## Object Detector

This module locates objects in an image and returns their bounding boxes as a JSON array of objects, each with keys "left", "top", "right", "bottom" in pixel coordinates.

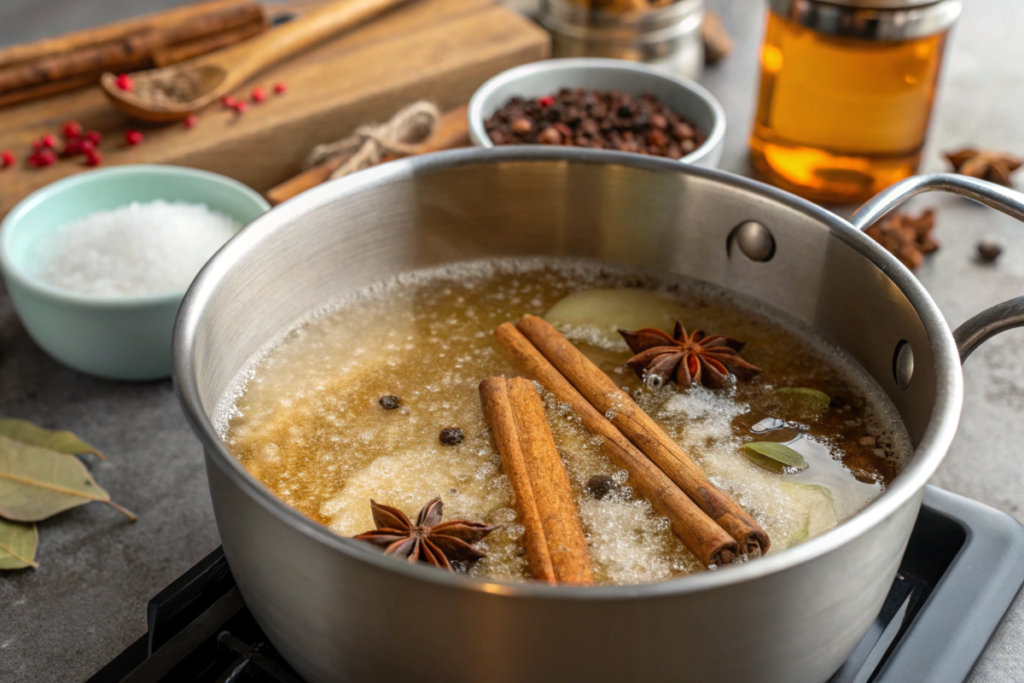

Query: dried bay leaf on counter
[
  {"left": 0, "top": 518, "right": 39, "bottom": 570},
  {"left": 0, "top": 435, "right": 135, "bottom": 522},
  {"left": 0, "top": 418, "right": 106, "bottom": 460}
]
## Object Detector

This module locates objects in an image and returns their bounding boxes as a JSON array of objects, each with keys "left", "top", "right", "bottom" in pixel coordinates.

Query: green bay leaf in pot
[
  {"left": 781, "top": 483, "right": 838, "bottom": 548},
  {"left": 0, "top": 418, "right": 106, "bottom": 460},
  {"left": 742, "top": 441, "right": 809, "bottom": 473},
  {"left": 0, "top": 436, "right": 135, "bottom": 522},
  {"left": 0, "top": 518, "right": 38, "bottom": 570},
  {"left": 543, "top": 289, "right": 686, "bottom": 350},
  {"left": 775, "top": 387, "right": 831, "bottom": 421},
  {"left": 789, "top": 515, "right": 811, "bottom": 545}
]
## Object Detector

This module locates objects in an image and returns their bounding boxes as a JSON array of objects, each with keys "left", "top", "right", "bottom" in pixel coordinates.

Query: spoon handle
[{"left": 208, "top": 0, "right": 412, "bottom": 91}]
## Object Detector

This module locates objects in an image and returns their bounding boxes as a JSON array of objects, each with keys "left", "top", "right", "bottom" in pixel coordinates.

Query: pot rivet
[
  {"left": 731, "top": 221, "right": 775, "bottom": 262},
  {"left": 893, "top": 340, "right": 914, "bottom": 390}
]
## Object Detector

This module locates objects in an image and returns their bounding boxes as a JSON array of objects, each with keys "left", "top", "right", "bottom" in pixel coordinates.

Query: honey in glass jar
[{"left": 750, "top": 0, "right": 962, "bottom": 203}]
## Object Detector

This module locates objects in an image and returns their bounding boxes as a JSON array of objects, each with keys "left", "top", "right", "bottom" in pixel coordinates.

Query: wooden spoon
[{"left": 100, "top": 0, "right": 412, "bottom": 122}]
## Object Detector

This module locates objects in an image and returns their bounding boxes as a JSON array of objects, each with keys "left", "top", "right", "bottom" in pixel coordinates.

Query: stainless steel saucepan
[{"left": 173, "top": 148, "right": 1024, "bottom": 683}]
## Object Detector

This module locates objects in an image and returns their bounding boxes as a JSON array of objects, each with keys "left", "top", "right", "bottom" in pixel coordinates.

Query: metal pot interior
[{"left": 175, "top": 146, "right": 963, "bottom": 587}]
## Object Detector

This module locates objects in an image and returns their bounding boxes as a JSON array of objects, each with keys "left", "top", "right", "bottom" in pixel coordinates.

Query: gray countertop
[{"left": 1, "top": 0, "right": 1022, "bottom": 681}]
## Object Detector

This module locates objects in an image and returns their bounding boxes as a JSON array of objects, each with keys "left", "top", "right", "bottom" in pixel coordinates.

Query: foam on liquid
[{"left": 216, "top": 259, "right": 910, "bottom": 585}]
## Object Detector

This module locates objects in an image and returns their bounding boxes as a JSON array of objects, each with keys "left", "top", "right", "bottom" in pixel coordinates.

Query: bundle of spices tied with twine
[
  {"left": 265, "top": 101, "right": 470, "bottom": 205},
  {"left": 482, "top": 316, "right": 769, "bottom": 576}
]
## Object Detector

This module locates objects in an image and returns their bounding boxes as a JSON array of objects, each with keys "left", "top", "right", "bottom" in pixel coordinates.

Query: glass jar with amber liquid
[{"left": 750, "top": 0, "right": 962, "bottom": 203}]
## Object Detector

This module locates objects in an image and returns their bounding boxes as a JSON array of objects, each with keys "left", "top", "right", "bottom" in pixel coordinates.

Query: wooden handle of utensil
[
  {"left": 265, "top": 104, "right": 469, "bottom": 205},
  {"left": 208, "top": 0, "right": 414, "bottom": 92}
]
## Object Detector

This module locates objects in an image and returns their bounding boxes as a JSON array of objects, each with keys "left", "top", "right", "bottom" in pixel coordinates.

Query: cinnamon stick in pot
[
  {"left": 494, "top": 323, "right": 738, "bottom": 567},
  {"left": 480, "top": 378, "right": 557, "bottom": 584},
  {"left": 480, "top": 377, "right": 594, "bottom": 585},
  {"left": 516, "top": 315, "right": 770, "bottom": 556}
]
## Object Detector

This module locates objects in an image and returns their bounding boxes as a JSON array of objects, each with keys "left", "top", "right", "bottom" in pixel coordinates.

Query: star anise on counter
[
  {"left": 353, "top": 498, "right": 497, "bottom": 571},
  {"left": 945, "top": 147, "right": 1022, "bottom": 186},
  {"left": 619, "top": 322, "right": 761, "bottom": 389},
  {"left": 864, "top": 209, "right": 939, "bottom": 271}
]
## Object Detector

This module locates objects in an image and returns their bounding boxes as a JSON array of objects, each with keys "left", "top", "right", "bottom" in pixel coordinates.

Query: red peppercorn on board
[{"left": 0, "top": 0, "right": 549, "bottom": 217}]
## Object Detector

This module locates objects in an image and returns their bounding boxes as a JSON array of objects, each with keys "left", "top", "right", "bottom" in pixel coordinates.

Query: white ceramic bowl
[{"left": 468, "top": 57, "right": 725, "bottom": 168}]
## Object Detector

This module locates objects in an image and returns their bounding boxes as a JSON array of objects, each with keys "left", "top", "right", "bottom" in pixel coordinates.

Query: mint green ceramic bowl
[{"left": 0, "top": 165, "right": 269, "bottom": 381}]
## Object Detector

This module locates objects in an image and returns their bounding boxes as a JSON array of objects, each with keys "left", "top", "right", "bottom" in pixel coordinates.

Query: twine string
[{"left": 303, "top": 101, "right": 441, "bottom": 180}]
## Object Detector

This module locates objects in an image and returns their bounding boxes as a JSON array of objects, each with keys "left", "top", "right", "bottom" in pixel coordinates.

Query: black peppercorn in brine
[{"left": 485, "top": 88, "right": 704, "bottom": 159}]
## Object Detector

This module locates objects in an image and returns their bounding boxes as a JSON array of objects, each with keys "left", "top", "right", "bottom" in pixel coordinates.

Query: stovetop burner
[{"left": 87, "top": 486, "right": 1024, "bottom": 683}]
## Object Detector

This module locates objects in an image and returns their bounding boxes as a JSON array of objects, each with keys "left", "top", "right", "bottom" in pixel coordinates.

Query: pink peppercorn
[
  {"left": 125, "top": 130, "right": 144, "bottom": 146},
  {"left": 250, "top": 87, "right": 266, "bottom": 103},
  {"left": 41, "top": 133, "right": 57, "bottom": 148},
  {"left": 184, "top": 114, "right": 199, "bottom": 129},
  {"left": 115, "top": 73, "right": 133, "bottom": 91},
  {"left": 32, "top": 140, "right": 44, "bottom": 152},
  {"left": 1, "top": 150, "right": 14, "bottom": 167},
  {"left": 63, "top": 121, "right": 82, "bottom": 138},
  {"left": 29, "top": 149, "right": 56, "bottom": 167},
  {"left": 222, "top": 95, "right": 236, "bottom": 107},
  {"left": 86, "top": 130, "right": 102, "bottom": 145},
  {"left": 273, "top": 82, "right": 287, "bottom": 95},
  {"left": 538, "top": 95, "right": 555, "bottom": 107},
  {"left": 85, "top": 149, "right": 102, "bottom": 166},
  {"left": 79, "top": 139, "right": 95, "bottom": 153},
  {"left": 60, "top": 140, "right": 79, "bottom": 157},
  {"left": 232, "top": 100, "right": 248, "bottom": 113}
]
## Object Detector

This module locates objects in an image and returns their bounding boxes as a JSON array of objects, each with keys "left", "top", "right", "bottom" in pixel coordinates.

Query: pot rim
[{"left": 173, "top": 146, "right": 963, "bottom": 599}]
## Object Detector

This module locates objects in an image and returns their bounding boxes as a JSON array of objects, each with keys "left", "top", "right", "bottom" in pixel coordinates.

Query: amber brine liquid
[{"left": 750, "top": 11, "right": 948, "bottom": 203}]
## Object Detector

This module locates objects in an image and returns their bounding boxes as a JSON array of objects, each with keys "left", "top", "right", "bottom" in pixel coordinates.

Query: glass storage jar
[
  {"left": 539, "top": 0, "right": 705, "bottom": 80},
  {"left": 749, "top": 0, "right": 962, "bottom": 203}
]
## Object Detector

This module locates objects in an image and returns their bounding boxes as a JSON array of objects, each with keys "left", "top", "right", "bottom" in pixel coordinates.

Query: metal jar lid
[
  {"left": 768, "top": 0, "right": 962, "bottom": 40},
  {"left": 541, "top": 0, "right": 704, "bottom": 39}
]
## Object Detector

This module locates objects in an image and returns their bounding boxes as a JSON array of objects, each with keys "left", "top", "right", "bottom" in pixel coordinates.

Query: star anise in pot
[
  {"left": 945, "top": 147, "right": 1022, "bottom": 186},
  {"left": 353, "top": 498, "right": 497, "bottom": 571},
  {"left": 619, "top": 322, "right": 761, "bottom": 389},
  {"left": 864, "top": 209, "right": 938, "bottom": 271}
]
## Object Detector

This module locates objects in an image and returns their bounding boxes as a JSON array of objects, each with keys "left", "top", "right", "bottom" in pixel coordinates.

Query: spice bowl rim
[
  {"left": 0, "top": 163, "right": 270, "bottom": 309},
  {"left": 466, "top": 57, "right": 726, "bottom": 168}
]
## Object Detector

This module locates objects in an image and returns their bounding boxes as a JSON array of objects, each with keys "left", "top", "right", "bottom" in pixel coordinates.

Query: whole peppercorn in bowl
[{"left": 468, "top": 58, "right": 725, "bottom": 168}]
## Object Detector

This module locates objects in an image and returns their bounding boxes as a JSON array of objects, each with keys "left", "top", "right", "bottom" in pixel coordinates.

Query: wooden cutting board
[{"left": 0, "top": 0, "right": 549, "bottom": 217}]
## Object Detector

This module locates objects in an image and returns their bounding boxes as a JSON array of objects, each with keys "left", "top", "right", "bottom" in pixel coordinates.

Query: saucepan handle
[{"left": 850, "top": 173, "right": 1024, "bottom": 364}]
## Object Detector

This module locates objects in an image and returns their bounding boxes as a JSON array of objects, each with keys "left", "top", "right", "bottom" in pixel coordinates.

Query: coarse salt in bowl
[{"left": 0, "top": 165, "right": 269, "bottom": 380}]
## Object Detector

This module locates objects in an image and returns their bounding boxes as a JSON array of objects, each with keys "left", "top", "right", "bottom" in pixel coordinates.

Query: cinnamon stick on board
[
  {"left": 480, "top": 377, "right": 594, "bottom": 585},
  {"left": 0, "top": 0, "right": 265, "bottom": 96},
  {"left": 494, "top": 323, "right": 738, "bottom": 567},
  {"left": 0, "top": 0, "right": 257, "bottom": 67},
  {"left": 516, "top": 315, "right": 770, "bottom": 555}
]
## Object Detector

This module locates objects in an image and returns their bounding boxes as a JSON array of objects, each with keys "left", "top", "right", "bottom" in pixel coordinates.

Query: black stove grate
[{"left": 88, "top": 486, "right": 1024, "bottom": 683}]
